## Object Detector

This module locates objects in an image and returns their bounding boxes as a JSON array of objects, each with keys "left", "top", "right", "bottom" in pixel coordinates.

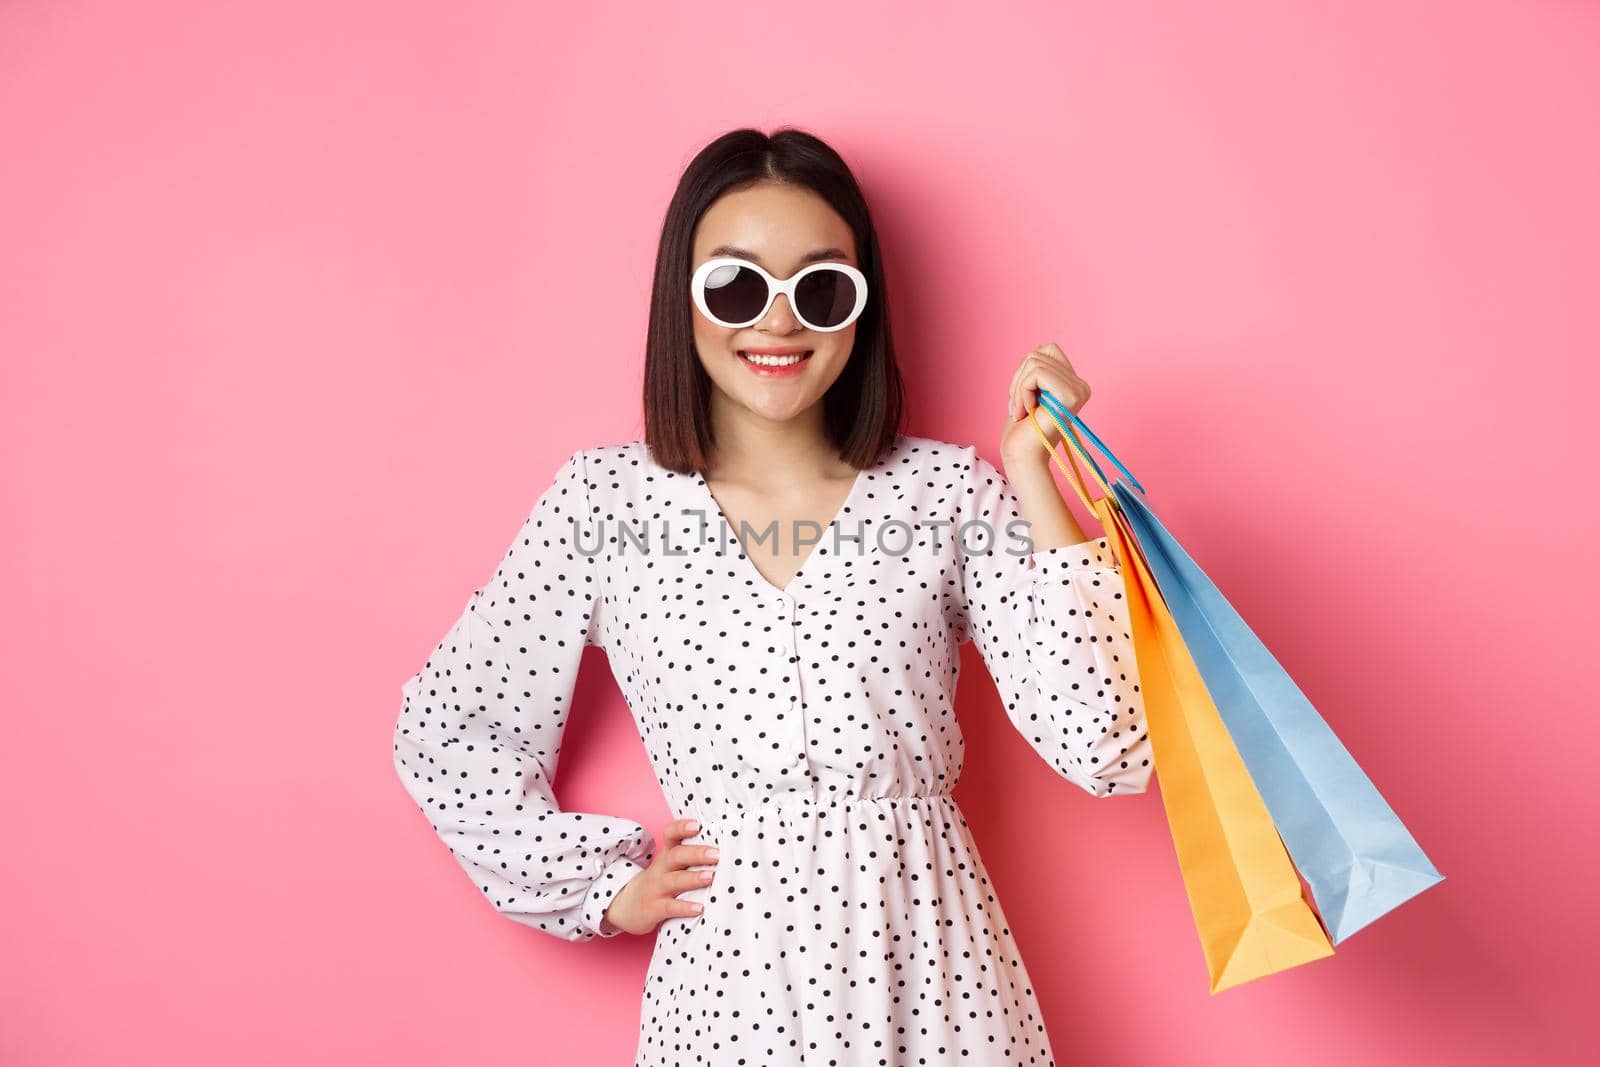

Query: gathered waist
[
  {"left": 688, "top": 791, "right": 952, "bottom": 816},
  {"left": 679, "top": 792, "right": 956, "bottom": 845}
]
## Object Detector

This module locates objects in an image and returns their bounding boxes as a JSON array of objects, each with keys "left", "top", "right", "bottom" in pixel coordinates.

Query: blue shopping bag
[{"left": 1036, "top": 389, "right": 1445, "bottom": 943}]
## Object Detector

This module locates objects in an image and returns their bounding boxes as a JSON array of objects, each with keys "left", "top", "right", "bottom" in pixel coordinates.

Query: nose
[{"left": 755, "top": 291, "right": 804, "bottom": 334}]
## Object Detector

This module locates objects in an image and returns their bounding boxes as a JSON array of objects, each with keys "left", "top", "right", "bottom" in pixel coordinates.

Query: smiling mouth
[{"left": 738, "top": 350, "right": 813, "bottom": 367}]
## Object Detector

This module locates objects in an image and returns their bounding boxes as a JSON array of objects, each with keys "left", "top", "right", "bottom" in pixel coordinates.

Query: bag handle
[
  {"left": 1030, "top": 399, "right": 1107, "bottom": 518},
  {"left": 1036, "top": 389, "right": 1146, "bottom": 494}
]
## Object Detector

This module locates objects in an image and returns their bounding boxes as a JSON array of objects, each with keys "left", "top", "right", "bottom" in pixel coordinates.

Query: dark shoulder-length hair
[{"left": 643, "top": 126, "right": 905, "bottom": 475}]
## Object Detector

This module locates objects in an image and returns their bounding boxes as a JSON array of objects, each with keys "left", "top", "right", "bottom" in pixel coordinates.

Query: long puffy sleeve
[
  {"left": 392, "top": 447, "right": 657, "bottom": 941},
  {"left": 951, "top": 445, "right": 1154, "bottom": 798}
]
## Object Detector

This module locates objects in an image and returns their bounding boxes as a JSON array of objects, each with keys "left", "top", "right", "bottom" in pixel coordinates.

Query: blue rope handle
[{"left": 1036, "top": 388, "right": 1147, "bottom": 495}]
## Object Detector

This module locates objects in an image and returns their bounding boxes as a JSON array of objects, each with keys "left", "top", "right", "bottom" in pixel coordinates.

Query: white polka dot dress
[{"left": 393, "top": 432, "right": 1153, "bottom": 1066}]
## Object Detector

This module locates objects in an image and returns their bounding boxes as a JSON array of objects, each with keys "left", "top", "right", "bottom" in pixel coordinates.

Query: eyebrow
[{"left": 705, "top": 244, "right": 852, "bottom": 268}]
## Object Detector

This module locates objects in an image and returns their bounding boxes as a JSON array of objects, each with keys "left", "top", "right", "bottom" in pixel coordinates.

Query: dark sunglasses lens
[
  {"left": 702, "top": 263, "right": 770, "bottom": 325},
  {"left": 795, "top": 268, "right": 860, "bottom": 329}
]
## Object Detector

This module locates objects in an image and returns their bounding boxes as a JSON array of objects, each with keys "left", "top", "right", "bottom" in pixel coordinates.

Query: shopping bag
[
  {"left": 1035, "top": 389, "right": 1444, "bottom": 944},
  {"left": 1027, "top": 393, "right": 1334, "bottom": 993}
]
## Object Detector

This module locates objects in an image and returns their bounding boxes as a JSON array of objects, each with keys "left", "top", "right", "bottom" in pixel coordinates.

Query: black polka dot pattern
[{"left": 393, "top": 433, "right": 1153, "bottom": 1065}]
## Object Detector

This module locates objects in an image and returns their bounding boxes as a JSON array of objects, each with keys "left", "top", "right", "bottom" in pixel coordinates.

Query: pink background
[{"left": 4, "top": 2, "right": 1594, "bottom": 1064}]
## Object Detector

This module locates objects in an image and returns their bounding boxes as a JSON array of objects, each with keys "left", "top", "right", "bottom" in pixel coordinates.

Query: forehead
[{"left": 692, "top": 183, "right": 857, "bottom": 270}]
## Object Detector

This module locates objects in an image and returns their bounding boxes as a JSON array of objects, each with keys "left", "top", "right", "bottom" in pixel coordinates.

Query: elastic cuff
[
  {"left": 578, "top": 853, "right": 649, "bottom": 938},
  {"left": 1030, "top": 536, "right": 1115, "bottom": 579}
]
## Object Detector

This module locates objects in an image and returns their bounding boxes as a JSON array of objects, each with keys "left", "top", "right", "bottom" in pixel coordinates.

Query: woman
[{"left": 394, "top": 126, "right": 1152, "bottom": 1066}]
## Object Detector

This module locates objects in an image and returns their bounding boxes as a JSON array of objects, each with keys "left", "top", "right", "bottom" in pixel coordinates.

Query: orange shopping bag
[{"left": 1028, "top": 400, "right": 1334, "bottom": 993}]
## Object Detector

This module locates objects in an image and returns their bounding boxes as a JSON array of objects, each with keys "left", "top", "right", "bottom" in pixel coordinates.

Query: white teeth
[{"left": 740, "top": 351, "right": 810, "bottom": 367}]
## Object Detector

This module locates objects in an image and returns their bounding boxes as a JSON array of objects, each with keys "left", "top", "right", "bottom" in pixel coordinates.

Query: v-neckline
[{"left": 688, "top": 446, "right": 880, "bottom": 597}]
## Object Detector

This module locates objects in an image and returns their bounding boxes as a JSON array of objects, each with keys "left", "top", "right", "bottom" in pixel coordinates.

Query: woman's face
[{"left": 689, "top": 181, "right": 860, "bottom": 428}]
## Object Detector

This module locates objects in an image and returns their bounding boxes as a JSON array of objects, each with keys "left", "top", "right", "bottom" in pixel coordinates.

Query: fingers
[
  {"left": 663, "top": 842, "right": 720, "bottom": 873},
  {"left": 662, "top": 816, "right": 700, "bottom": 850},
  {"left": 1037, "top": 348, "right": 1093, "bottom": 413},
  {"left": 653, "top": 816, "right": 720, "bottom": 924},
  {"left": 1009, "top": 344, "right": 1086, "bottom": 420},
  {"left": 1038, "top": 341, "right": 1075, "bottom": 371},
  {"left": 666, "top": 866, "right": 716, "bottom": 893},
  {"left": 660, "top": 820, "right": 719, "bottom": 868},
  {"left": 661, "top": 895, "right": 706, "bottom": 920},
  {"left": 1008, "top": 346, "right": 1039, "bottom": 417}
]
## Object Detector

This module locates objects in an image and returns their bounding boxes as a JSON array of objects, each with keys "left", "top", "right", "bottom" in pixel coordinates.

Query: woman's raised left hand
[{"left": 1000, "top": 342, "right": 1091, "bottom": 464}]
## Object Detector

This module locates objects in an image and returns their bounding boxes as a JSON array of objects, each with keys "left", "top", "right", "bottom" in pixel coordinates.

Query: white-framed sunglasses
[{"left": 690, "top": 256, "right": 869, "bottom": 333}]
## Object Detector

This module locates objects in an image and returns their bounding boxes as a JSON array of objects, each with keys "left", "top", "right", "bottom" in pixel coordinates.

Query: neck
[{"left": 704, "top": 395, "right": 846, "bottom": 487}]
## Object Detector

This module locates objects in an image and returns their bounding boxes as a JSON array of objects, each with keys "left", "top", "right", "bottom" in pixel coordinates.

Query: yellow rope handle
[{"left": 1026, "top": 399, "right": 1113, "bottom": 512}]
